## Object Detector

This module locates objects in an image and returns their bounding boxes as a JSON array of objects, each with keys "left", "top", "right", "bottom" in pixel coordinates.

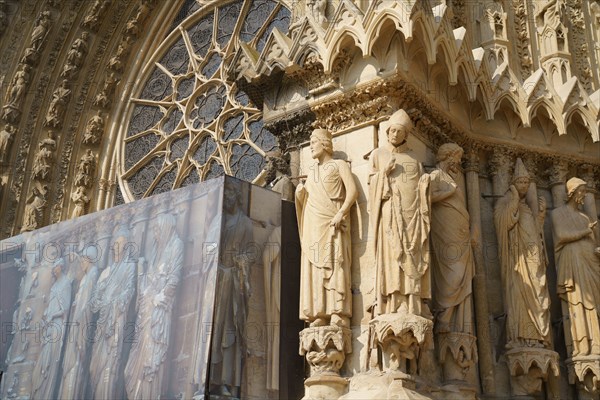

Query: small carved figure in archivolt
[
  {"left": 75, "top": 149, "right": 96, "bottom": 188},
  {"left": 0, "top": 124, "right": 16, "bottom": 164},
  {"left": 83, "top": 110, "right": 105, "bottom": 144},
  {"left": 44, "top": 80, "right": 72, "bottom": 128},
  {"left": 32, "top": 138, "right": 56, "bottom": 181}
]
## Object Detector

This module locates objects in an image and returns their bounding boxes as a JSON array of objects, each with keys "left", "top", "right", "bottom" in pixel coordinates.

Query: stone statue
[
  {"left": 296, "top": 128, "right": 357, "bottom": 327},
  {"left": 429, "top": 143, "right": 475, "bottom": 335},
  {"left": 368, "top": 109, "right": 431, "bottom": 317},
  {"left": 83, "top": 111, "right": 104, "bottom": 144},
  {"left": 125, "top": 213, "right": 183, "bottom": 399},
  {"left": 108, "top": 38, "right": 132, "bottom": 72},
  {"left": 83, "top": 0, "right": 109, "bottom": 30},
  {"left": 551, "top": 178, "right": 600, "bottom": 363},
  {"left": 536, "top": 0, "right": 566, "bottom": 28},
  {"left": 71, "top": 186, "right": 89, "bottom": 218},
  {"left": 494, "top": 158, "right": 551, "bottom": 349},
  {"left": 94, "top": 73, "right": 118, "bottom": 108},
  {"left": 264, "top": 150, "right": 295, "bottom": 202},
  {"left": 31, "top": 258, "right": 72, "bottom": 400},
  {"left": 7, "top": 65, "right": 30, "bottom": 106},
  {"left": 31, "top": 138, "right": 55, "bottom": 181},
  {"left": 44, "top": 80, "right": 71, "bottom": 128},
  {"left": 89, "top": 226, "right": 137, "bottom": 399},
  {"left": 0, "top": 124, "right": 15, "bottom": 164},
  {"left": 74, "top": 149, "right": 96, "bottom": 188},
  {"left": 21, "top": 186, "right": 46, "bottom": 232},
  {"left": 29, "top": 11, "right": 50, "bottom": 51},
  {"left": 307, "top": 0, "right": 327, "bottom": 24},
  {"left": 210, "top": 180, "right": 254, "bottom": 397},
  {"left": 58, "top": 247, "right": 99, "bottom": 399}
]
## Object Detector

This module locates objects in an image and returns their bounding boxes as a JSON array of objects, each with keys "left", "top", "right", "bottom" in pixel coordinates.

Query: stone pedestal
[
  {"left": 299, "top": 326, "right": 352, "bottom": 399},
  {"left": 567, "top": 355, "right": 600, "bottom": 394},
  {"left": 369, "top": 313, "right": 433, "bottom": 380},
  {"left": 505, "top": 347, "right": 560, "bottom": 397},
  {"left": 437, "top": 332, "right": 478, "bottom": 385}
]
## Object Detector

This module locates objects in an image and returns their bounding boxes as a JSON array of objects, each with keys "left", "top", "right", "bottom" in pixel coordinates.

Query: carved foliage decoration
[{"left": 121, "top": 0, "right": 290, "bottom": 200}]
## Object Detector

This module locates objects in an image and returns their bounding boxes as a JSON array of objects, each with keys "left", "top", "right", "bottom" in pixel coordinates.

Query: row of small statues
[
  {"left": 4, "top": 213, "right": 184, "bottom": 400},
  {"left": 295, "top": 109, "right": 600, "bottom": 381}
]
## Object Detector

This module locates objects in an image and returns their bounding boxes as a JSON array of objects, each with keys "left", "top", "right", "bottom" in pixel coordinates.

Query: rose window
[{"left": 120, "top": 0, "right": 290, "bottom": 200}]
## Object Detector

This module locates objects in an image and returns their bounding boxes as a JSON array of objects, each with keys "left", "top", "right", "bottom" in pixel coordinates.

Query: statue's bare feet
[
  {"left": 310, "top": 317, "right": 327, "bottom": 327},
  {"left": 331, "top": 313, "right": 349, "bottom": 328}
]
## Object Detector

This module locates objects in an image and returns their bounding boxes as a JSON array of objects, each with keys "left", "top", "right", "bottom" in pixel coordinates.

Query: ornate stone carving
[
  {"left": 551, "top": 177, "right": 600, "bottom": 393},
  {"left": 369, "top": 109, "right": 431, "bottom": 317},
  {"left": 430, "top": 143, "right": 479, "bottom": 385},
  {"left": 61, "top": 32, "right": 89, "bottom": 79},
  {"left": 83, "top": 110, "right": 105, "bottom": 144},
  {"left": 296, "top": 129, "right": 357, "bottom": 328},
  {"left": 21, "top": 185, "right": 47, "bottom": 232},
  {"left": 94, "top": 72, "right": 119, "bottom": 108},
  {"left": 263, "top": 150, "right": 295, "bottom": 201},
  {"left": 74, "top": 149, "right": 96, "bottom": 188},
  {"left": 82, "top": 0, "right": 110, "bottom": 32},
  {"left": 70, "top": 186, "right": 89, "bottom": 218},
  {"left": 494, "top": 158, "right": 558, "bottom": 395},
  {"left": 299, "top": 326, "right": 351, "bottom": 398},
  {"left": 31, "top": 138, "right": 56, "bottom": 181},
  {"left": 21, "top": 11, "right": 51, "bottom": 66},
  {"left": 512, "top": 0, "right": 533, "bottom": 78},
  {"left": 0, "top": 123, "right": 16, "bottom": 164},
  {"left": 369, "top": 313, "right": 433, "bottom": 377},
  {"left": 125, "top": 1, "right": 152, "bottom": 38},
  {"left": 2, "top": 64, "right": 31, "bottom": 123},
  {"left": 44, "top": 79, "right": 72, "bottom": 129},
  {"left": 505, "top": 347, "right": 560, "bottom": 396},
  {"left": 107, "top": 37, "right": 132, "bottom": 72},
  {"left": 264, "top": 108, "right": 315, "bottom": 151}
]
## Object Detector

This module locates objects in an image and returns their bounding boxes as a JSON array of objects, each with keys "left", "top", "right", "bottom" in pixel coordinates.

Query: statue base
[
  {"left": 505, "top": 347, "right": 559, "bottom": 397},
  {"left": 437, "top": 332, "right": 478, "bottom": 385},
  {"left": 300, "top": 325, "right": 352, "bottom": 399},
  {"left": 303, "top": 374, "right": 349, "bottom": 400},
  {"left": 567, "top": 355, "right": 600, "bottom": 394},
  {"left": 369, "top": 313, "right": 433, "bottom": 376}
]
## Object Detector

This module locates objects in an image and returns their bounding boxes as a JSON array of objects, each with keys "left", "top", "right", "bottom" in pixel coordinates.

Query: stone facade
[{"left": 0, "top": 0, "right": 599, "bottom": 399}]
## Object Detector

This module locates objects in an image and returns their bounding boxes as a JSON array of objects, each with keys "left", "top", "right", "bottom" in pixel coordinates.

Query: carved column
[
  {"left": 547, "top": 160, "right": 569, "bottom": 208},
  {"left": 299, "top": 326, "right": 351, "bottom": 399},
  {"left": 464, "top": 148, "right": 496, "bottom": 396},
  {"left": 580, "top": 164, "right": 599, "bottom": 246},
  {"left": 489, "top": 148, "right": 512, "bottom": 198}
]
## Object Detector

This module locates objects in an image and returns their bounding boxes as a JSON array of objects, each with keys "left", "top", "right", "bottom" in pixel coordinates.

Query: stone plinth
[
  {"left": 505, "top": 347, "right": 560, "bottom": 397},
  {"left": 369, "top": 313, "right": 433, "bottom": 377},
  {"left": 567, "top": 355, "right": 600, "bottom": 394},
  {"left": 300, "top": 326, "right": 352, "bottom": 399},
  {"left": 437, "top": 332, "right": 478, "bottom": 386}
]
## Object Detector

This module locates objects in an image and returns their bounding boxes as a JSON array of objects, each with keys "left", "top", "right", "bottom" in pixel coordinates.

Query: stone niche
[{"left": 0, "top": 176, "right": 303, "bottom": 400}]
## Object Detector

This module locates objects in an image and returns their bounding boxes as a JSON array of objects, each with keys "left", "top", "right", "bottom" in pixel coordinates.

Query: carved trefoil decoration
[
  {"left": 369, "top": 313, "right": 433, "bottom": 379},
  {"left": 299, "top": 326, "right": 352, "bottom": 399},
  {"left": 505, "top": 348, "right": 560, "bottom": 397}
]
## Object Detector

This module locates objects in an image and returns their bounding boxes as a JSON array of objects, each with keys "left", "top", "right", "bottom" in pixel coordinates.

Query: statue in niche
[
  {"left": 494, "top": 158, "right": 551, "bottom": 349},
  {"left": 125, "top": 213, "right": 183, "bottom": 399},
  {"left": 429, "top": 143, "right": 475, "bottom": 335},
  {"left": 296, "top": 129, "right": 357, "bottom": 327},
  {"left": 58, "top": 246, "right": 100, "bottom": 399},
  {"left": 71, "top": 186, "right": 89, "bottom": 219},
  {"left": 31, "top": 138, "right": 55, "bottom": 181},
  {"left": 89, "top": 226, "right": 137, "bottom": 399},
  {"left": 83, "top": 110, "right": 104, "bottom": 144},
  {"left": 31, "top": 258, "right": 72, "bottom": 400},
  {"left": 125, "top": 1, "right": 151, "bottom": 37},
  {"left": 210, "top": 180, "right": 254, "bottom": 398},
  {"left": 307, "top": 0, "right": 327, "bottom": 24},
  {"left": 44, "top": 80, "right": 71, "bottom": 128},
  {"left": 551, "top": 178, "right": 600, "bottom": 358},
  {"left": 94, "top": 73, "right": 118, "bottom": 108},
  {"left": 29, "top": 11, "right": 50, "bottom": 51},
  {"left": 74, "top": 149, "right": 96, "bottom": 188},
  {"left": 83, "top": 0, "right": 110, "bottom": 30},
  {"left": 368, "top": 109, "right": 431, "bottom": 317},
  {"left": 21, "top": 186, "right": 47, "bottom": 232},
  {"left": 0, "top": 124, "right": 16, "bottom": 164},
  {"left": 7, "top": 65, "right": 31, "bottom": 107},
  {"left": 264, "top": 150, "right": 295, "bottom": 202},
  {"left": 108, "top": 37, "right": 132, "bottom": 72}
]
